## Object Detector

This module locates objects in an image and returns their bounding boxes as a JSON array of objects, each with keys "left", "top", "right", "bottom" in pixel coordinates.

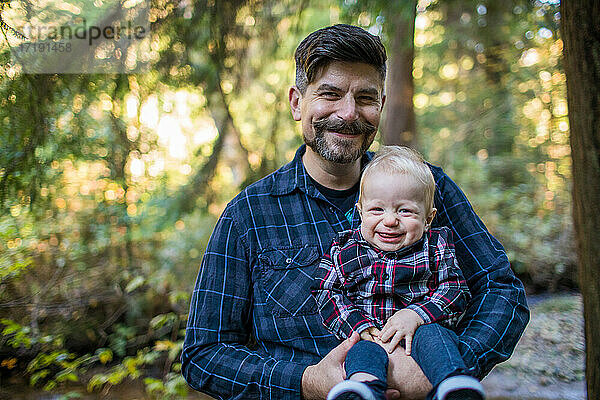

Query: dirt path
[{"left": 481, "top": 293, "right": 586, "bottom": 400}]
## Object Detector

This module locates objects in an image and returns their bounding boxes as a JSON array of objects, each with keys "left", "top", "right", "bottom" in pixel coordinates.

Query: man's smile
[{"left": 328, "top": 130, "right": 362, "bottom": 138}]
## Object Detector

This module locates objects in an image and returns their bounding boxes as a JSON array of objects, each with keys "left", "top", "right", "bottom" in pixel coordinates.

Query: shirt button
[
  {"left": 285, "top": 258, "right": 292, "bottom": 264},
  {"left": 382, "top": 272, "right": 389, "bottom": 279},
  {"left": 329, "top": 206, "right": 336, "bottom": 213}
]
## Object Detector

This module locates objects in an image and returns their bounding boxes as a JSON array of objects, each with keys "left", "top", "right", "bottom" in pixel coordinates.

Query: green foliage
[
  {"left": 144, "top": 371, "right": 190, "bottom": 399},
  {"left": 1, "top": 318, "right": 34, "bottom": 348},
  {"left": 1, "top": 319, "right": 96, "bottom": 391},
  {"left": 86, "top": 344, "right": 186, "bottom": 399},
  {"left": 87, "top": 349, "right": 158, "bottom": 390},
  {"left": 28, "top": 351, "right": 89, "bottom": 390}
]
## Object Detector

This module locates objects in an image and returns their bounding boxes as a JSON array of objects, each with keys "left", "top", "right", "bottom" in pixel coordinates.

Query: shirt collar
[
  {"left": 268, "top": 144, "right": 313, "bottom": 197},
  {"left": 269, "top": 144, "right": 375, "bottom": 199}
]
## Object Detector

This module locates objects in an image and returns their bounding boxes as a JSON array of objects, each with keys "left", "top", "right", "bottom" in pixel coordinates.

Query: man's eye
[
  {"left": 370, "top": 207, "right": 384, "bottom": 213},
  {"left": 321, "top": 92, "right": 339, "bottom": 98},
  {"left": 358, "top": 96, "right": 376, "bottom": 103}
]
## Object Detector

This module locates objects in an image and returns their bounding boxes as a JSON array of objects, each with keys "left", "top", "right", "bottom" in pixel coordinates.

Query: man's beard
[{"left": 305, "top": 117, "right": 376, "bottom": 164}]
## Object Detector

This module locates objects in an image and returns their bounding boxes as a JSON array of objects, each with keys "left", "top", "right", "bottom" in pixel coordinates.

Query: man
[{"left": 181, "top": 24, "right": 529, "bottom": 400}]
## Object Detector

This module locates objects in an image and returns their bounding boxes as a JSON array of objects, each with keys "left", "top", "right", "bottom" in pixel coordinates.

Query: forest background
[{"left": 0, "top": 0, "right": 578, "bottom": 398}]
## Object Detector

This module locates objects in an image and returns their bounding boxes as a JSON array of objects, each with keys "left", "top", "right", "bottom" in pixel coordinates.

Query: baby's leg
[
  {"left": 327, "top": 340, "right": 388, "bottom": 400},
  {"left": 411, "top": 324, "right": 485, "bottom": 400},
  {"left": 345, "top": 340, "right": 388, "bottom": 383},
  {"left": 411, "top": 323, "right": 466, "bottom": 386}
]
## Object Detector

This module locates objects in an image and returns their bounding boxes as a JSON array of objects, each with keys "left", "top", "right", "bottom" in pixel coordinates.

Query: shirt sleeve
[
  {"left": 407, "top": 227, "right": 471, "bottom": 324},
  {"left": 431, "top": 166, "right": 530, "bottom": 379},
  {"left": 312, "top": 241, "right": 377, "bottom": 340},
  {"left": 181, "top": 210, "right": 306, "bottom": 399}
]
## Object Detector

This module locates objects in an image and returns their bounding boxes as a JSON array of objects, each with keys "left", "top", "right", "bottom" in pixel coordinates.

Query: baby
[{"left": 312, "top": 146, "right": 485, "bottom": 400}]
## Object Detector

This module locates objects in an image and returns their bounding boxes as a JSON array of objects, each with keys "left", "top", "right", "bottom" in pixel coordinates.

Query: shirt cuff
[
  {"left": 271, "top": 360, "right": 309, "bottom": 399},
  {"left": 407, "top": 301, "right": 447, "bottom": 324},
  {"left": 355, "top": 320, "right": 378, "bottom": 335},
  {"left": 457, "top": 336, "right": 484, "bottom": 379},
  {"left": 345, "top": 310, "right": 377, "bottom": 336}
]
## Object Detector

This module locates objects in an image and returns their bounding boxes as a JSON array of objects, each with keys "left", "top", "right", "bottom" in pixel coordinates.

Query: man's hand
[
  {"left": 301, "top": 331, "right": 360, "bottom": 400},
  {"left": 379, "top": 309, "right": 424, "bottom": 355},
  {"left": 359, "top": 326, "right": 381, "bottom": 342}
]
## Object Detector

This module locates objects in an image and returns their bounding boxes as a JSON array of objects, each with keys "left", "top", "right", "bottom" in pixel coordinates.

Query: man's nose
[{"left": 336, "top": 95, "right": 359, "bottom": 121}]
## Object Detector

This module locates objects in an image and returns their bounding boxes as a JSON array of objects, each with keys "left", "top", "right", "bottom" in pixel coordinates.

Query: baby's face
[{"left": 358, "top": 171, "right": 434, "bottom": 252}]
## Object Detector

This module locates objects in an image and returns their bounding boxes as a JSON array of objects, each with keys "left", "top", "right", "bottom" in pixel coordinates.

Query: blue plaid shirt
[{"left": 181, "top": 145, "right": 529, "bottom": 400}]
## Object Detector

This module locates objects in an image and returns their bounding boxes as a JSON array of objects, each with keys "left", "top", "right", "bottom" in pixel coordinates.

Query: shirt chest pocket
[{"left": 258, "top": 245, "right": 320, "bottom": 317}]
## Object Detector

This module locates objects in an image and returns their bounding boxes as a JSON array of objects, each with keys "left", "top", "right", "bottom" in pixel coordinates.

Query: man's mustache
[{"left": 313, "top": 117, "right": 376, "bottom": 136}]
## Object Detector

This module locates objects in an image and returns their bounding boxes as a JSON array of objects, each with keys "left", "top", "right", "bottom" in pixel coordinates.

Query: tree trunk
[
  {"left": 560, "top": 2, "right": 600, "bottom": 399},
  {"left": 382, "top": 2, "right": 417, "bottom": 148}
]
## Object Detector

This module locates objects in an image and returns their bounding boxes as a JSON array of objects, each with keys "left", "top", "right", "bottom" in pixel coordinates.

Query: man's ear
[{"left": 289, "top": 86, "right": 302, "bottom": 121}]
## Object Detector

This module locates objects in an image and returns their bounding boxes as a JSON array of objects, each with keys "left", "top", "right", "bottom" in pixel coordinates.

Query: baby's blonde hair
[{"left": 359, "top": 146, "right": 435, "bottom": 215}]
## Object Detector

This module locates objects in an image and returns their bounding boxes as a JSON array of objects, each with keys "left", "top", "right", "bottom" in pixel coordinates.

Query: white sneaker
[
  {"left": 436, "top": 375, "right": 485, "bottom": 400},
  {"left": 327, "top": 380, "right": 377, "bottom": 400}
]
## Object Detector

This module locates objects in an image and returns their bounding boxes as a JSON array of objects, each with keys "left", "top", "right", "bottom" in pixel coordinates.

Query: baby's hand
[
  {"left": 379, "top": 309, "right": 424, "bottom": 355},
  {"left": 359, "top": 326, "right": 381, "bottom": 342}
]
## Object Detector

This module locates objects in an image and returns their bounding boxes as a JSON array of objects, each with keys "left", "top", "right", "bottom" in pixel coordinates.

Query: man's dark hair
[{"left": 294, "top": 24, "right": 387, "bottom": 94}]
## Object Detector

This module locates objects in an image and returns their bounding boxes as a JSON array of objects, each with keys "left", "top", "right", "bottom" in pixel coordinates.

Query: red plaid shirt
[{"left": 312, "top": 226, "right": 471, "bottom": 340}]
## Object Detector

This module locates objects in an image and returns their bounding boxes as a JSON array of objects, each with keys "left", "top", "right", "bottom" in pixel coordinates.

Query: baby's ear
[
  {"left": 355, "top": 202, "right": 362, "bottom": 213},
  {"left": 425, "top": 208, "right": 437, "bottom": 229}
]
